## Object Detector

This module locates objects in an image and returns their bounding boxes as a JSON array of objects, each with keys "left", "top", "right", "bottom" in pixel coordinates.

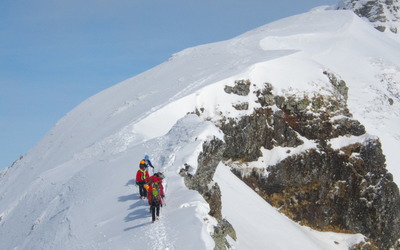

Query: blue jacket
[{"left": 144, "top": 159, "right": 154, "bottom": 169}]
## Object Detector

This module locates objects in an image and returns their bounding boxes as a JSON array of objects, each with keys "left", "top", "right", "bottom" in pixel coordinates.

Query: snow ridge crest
[{"left": 336, "top": 0, "right": 400, "bottom": 34}]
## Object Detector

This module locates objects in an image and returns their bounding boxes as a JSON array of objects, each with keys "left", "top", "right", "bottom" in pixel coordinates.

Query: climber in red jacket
[
  {"left": 147, "top": 172, "right": 165, "bottom": 223},
  {"left": 136, "top": 164, "right": 150, "bottom": 199}
]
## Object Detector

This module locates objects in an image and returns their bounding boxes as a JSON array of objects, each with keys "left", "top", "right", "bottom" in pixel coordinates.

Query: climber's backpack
[{"left": 151, "top": 182, "right": 160, "bottom": 205}]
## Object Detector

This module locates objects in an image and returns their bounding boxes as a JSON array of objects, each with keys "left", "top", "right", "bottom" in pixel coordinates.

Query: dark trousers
[
  {"left": 151, "top": 204, "right": 160, "bottom": 222},
  {"left": 138, "top": 183, "right": 147, "bottom": 197}
]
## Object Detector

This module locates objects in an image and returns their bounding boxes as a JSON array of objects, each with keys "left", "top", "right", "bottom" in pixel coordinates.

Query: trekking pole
[
  {"left": 161, "top": 196, "right": 166, "bottom": 207},
  {"left": 133, "top": 180, "right": 140, "bottom": 193}
]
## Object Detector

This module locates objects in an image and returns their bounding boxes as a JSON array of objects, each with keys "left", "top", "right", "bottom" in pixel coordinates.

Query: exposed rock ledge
[
  {"left": 180, "top": 138, "right": 237, "bottom": 250},
  {"left": 184, "top": 76, "right": 400, "bottom": 249}
]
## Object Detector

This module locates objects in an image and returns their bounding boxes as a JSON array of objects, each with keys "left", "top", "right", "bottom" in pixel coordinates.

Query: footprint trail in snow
[{"left": 145, "top": 215, "right": 175, "bottom": 250}]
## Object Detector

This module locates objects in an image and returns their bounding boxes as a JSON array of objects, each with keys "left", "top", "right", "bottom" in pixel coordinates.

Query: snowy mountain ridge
[
  {"left": 336, "top": 0, "right": 400, "bottom": 37},
  {"left": 1, "top": 4, "right": 400, "bottom": 250}
]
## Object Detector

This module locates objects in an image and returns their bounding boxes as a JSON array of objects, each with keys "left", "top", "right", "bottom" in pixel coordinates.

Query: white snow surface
[
  {"left": 1, "top": 7, "right": 400, "bottom": 250},
  {"left": 335, "top": 0, "right": 400, "bottom": 40}
]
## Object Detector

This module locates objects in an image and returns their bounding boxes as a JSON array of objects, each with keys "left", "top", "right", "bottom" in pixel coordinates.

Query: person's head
[
  {"left": 144, "top": 155, "right": 149, "bottom": 160},
  {"left": 140, "top": 160, "right": 145, "bottom": 168},
  {"left": 158, "top": 172, "right": 165, "bottom": 179}
]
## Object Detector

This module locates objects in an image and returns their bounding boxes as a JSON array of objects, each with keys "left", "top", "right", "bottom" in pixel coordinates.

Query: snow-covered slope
[
  {"left": 336, "top": 0, "right": 400, "bottom": 39},
  {"left": 1, "top": 6, "right": 400, "bottom": 250}
]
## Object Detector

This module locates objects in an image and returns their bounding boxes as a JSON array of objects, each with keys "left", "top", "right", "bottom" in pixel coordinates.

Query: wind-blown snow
[{"left": 1, "top": 6, "right": 399, "bottom": 250}]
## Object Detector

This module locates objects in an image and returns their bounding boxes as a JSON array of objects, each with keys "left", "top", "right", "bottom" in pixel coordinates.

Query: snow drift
[{"left": 1, "top": 6, "right": 400, "bottom": 250}]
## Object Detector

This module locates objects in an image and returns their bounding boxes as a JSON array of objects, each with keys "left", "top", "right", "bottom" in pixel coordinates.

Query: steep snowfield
[{"left": 1, "top": 7, "right": 400, "bottom": 249}]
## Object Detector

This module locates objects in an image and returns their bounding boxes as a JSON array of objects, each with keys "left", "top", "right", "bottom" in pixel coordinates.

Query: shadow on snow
[
  {"left": 119, "top": 179, "right": 151, "bottom": 230},
  {"left": 124, "top": 221, "right": 153, "bottom": 231}
]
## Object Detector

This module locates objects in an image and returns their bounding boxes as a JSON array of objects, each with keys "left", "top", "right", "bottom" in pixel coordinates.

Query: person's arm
[
  {"left": 160, "top": 183, "right": 165, "bottom": 197},
  {"left": 147, "top": 159, "right": 155, "bottom": 168},
  {"left": 135, "top": 171, "right": 140, "bottom": 184},
  {"left": 147, "top": 176, "right": 153, "bottom": 186}
]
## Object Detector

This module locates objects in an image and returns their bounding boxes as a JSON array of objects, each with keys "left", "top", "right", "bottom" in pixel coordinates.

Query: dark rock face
[
  {"left": 221, "top": 109, "right": 303, "bottom": 162},
  {"left": 253, "top": 140, "right": 400, "bottom": 249},
  {"left": 179, "top": 138, "right": 236, "bottom": 250},
  {"left": 224, "top": 79, "right": 251, "bottom": 96},
  {"left": 216, "top": 78, "right": 400, "bottom": 249}
]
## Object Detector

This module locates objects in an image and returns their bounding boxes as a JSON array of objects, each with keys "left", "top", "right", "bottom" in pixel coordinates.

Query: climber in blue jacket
[{"left": 139, "top": 154, "right": 155, "bottom": 170}]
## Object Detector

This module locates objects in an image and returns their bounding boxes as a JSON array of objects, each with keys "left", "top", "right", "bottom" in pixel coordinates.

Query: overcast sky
[{"left": 0, "top": 0, "right": 339, "bottom": 169}]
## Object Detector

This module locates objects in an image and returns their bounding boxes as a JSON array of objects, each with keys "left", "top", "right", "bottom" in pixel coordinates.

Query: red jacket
[
  {"left": 147, "top": 175, "right": 164, "bottom": 204},
  {"left": 136, "top": 168, "right": 149, "bottom": 183}
]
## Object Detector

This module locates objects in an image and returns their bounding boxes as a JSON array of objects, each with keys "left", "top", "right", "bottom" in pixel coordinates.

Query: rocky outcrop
[
  {"left": 224, "top": 79, "right": 251, "bottom": 96},
  {"left": 336, "top": 0, "right": 400, "bottom": 34},
  {"left": 193, "top": 77, "right": 400, "bottom": 249},
  {"left": 182, "top": 75, "right": 400, "bottom": 248},
  {"left": 221, "top": 107, "right": 303, "bottom": 161},
  {"left": 179, "top": 138, "right": 236, "bottom": 250},
  {"left": 238, "top": 139, "right": 400, "bottom": 249}
]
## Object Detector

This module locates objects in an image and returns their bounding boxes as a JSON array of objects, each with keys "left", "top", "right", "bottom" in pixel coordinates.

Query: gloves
[
  {"left": 136, "top": 181, "right": 139, "bottom": 185},
  {"left": 161, "top": 195, "right": 165, "bottom": 198}
]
